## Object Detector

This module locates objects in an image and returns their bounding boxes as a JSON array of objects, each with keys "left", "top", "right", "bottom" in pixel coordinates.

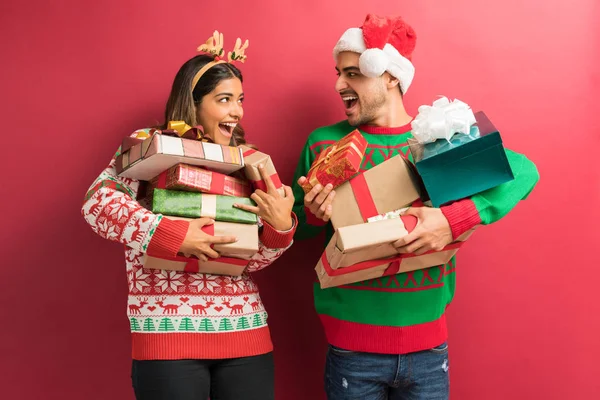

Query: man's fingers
[
  {"left": 393, "top": 230, "right": 421, "bottom": 250},
  {"left": 297, "top": 176, "right": 307, "bottom": 186},
  {"left": 199, "top": 254, "right": 209, "bottom": 262},
  {"left": 317, "top": 190, "right": 336, "bottom": 215},
  {"left": 322, "top": 205, "right": 333, "bottom": 222},
  {"left": 322, "top": 190, "right": 336, "bottom": 208},
  {"left": 314, "top": 184, "right": 333, "bottom": 205},
  {"left": 396, "top": 238, "right": 427, "bottom": 254},
  {"left": 413, "top": 244, "right": 433, "bottom": 256},
  {"left": 304, "top": 184, "right": 323, "bottom": 205}
]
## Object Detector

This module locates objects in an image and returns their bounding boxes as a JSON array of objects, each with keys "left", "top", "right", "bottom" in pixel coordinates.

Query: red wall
[{"left": 1, "top": 1, "right": 598, "bottom": 399}]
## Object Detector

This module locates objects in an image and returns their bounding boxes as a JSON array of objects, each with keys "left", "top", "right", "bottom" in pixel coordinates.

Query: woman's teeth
[{"left": 221, "top": 122, "right": 237, "bottom": 129}]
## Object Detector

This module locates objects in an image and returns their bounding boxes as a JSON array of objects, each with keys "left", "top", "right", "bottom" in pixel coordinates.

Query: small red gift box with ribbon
[
  {"left": 330, "top": 155, "right": 422, "bottom": 229},
  {"left": 301, "top": 130, "right": 368, "bottom": 194},
  {"left": 315, "top": 214, "right": 476, "bottom": 288},
  {"left": 239, "top": 145, "right": 285, "bottom": 196},
  {"left": 142, "top": 218, "right": 258, "bottom": 275},
  {"left": 147, "top": 164, "right": 253, "bottom": 199}
]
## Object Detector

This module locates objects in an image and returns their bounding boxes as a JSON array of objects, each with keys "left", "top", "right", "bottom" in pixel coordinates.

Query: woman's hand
[
  {"left": 233, "top": 165, "right": 295, "bottom": 231},
  {"left": 178, "top": 218, "right": 237, "bottom": 262}
]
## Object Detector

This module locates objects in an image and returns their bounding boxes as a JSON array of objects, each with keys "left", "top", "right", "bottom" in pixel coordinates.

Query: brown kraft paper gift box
[
  {"left": 116, "top": 132, "right": 245, "bottom": 181},
  {"left": 330, "top": 155, "right": 423, "bottom": 229},
  {"left": 238, "top": 145, "right": 285, "bottom": 196},
  {"left": 142, "top": 217, "right": 258, "bottom": 275},
  {"left": 315, "top": 215, "right": 476, "bottom": 288}
]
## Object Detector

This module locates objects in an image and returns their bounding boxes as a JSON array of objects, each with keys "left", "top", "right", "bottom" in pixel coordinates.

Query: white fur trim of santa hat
[{"left": 333, "top": 17, "right": 416, "bottom": 94}]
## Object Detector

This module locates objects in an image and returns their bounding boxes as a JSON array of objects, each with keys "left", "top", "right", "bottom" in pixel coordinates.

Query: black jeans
[{"left": 131, "top": 353, "right": 274, "bottom": 400}]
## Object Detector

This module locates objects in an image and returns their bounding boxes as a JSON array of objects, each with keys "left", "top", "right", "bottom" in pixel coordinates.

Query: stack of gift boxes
[
  {"left": 308, "top": 98, "right": 515, "bottom": 288},
  {"left": 114, "top": 122, "right": 283, "bottom": 276}
]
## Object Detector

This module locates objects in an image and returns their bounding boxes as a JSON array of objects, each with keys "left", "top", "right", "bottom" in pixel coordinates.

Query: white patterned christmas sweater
[{"left": 82, "top": 129, "right": 296, "bottom": 360}]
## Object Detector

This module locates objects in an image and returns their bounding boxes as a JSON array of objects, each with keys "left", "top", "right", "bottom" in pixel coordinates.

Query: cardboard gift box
[
  {"left": 239, "top": 145, "right": 284, "bottom": 196},
  {"left": 301, "top": 129, "right": 367, "bottom": 193},
  {"left": 147, "top": 164, "right": 252, "bottom": 198},
  {"left": 315, "top": 215, "right": 476, "bottom": 289},
  {"left": 330, "top": 155, "right": 422, "bottom": 229},
  {"left": 408, "top": 111, "right": 514, "bottom": 207},
  {"left": 142, "top": 217, "right": 259, "bottom": 275},
  {"left": 115, "top": 132, "right": 244, "bottom": 180},
  {"left": 151, "top": 188, "right": 257, "bottom": 224},
  {"left": 143, "top": 254, "right": 250, "bottom": 276}
]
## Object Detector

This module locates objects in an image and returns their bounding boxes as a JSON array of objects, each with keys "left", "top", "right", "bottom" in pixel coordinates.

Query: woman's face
[{"left": 196, "top": 77, "right": 244, "bottom": 145}]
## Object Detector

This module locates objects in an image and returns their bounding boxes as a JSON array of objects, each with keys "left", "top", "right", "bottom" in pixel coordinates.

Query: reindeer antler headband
[{"left": 191, "top": 30, "right": 249, "bottom": 91}]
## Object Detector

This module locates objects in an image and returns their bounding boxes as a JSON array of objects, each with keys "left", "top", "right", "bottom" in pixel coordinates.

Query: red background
[{"left": 1, "top": 0, "right": 599, "bottom": 399}]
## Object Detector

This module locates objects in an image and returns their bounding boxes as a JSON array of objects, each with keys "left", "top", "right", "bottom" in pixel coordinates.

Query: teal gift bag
[{"left": 409, "top": 111, "right": 514, "bottom": 207}]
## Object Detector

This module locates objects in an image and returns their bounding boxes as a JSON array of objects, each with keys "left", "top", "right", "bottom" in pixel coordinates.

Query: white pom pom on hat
[
  {"left": 359, "top": 48, "right": 389, "bottom": 77},
  {"left": 333, "top": 14, "right": 417, "bottom": 94}
]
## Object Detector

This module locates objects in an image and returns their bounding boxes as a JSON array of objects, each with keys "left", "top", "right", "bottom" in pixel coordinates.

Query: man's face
[{"left": 335, "top": 51, "right": 387, "bottom": 126}]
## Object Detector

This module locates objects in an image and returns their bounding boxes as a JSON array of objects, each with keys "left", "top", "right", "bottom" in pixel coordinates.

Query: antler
[
  {"left": 197, "top": 30, "right": 225, "bottom": 58},
  {"left": 227, "top": 37, "right": 249, "bottom": 63}
]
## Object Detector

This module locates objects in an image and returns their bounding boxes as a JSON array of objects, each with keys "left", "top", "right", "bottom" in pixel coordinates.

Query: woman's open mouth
[{"left": 218, "top": 122, "right": 237, "bottom": 138}]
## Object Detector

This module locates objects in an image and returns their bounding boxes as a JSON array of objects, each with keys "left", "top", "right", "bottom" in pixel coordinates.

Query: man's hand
[
  {"left": 393, "top": 207, "right": 453, "bottom": 255},
  {"left": 297, "top": 177, "right": 335, "bottom": 222}
]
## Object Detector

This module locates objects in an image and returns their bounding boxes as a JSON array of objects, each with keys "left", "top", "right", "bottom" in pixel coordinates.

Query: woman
[{"left": 82, "top": 32, "right": 296, "bottom": 400}]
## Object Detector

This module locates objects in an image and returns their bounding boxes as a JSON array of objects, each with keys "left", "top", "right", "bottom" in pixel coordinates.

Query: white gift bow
[{"left": 411, "top": 97, "right": 476, "bottom": 144}]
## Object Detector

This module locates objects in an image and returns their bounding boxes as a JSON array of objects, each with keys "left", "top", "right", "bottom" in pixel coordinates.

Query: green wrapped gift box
[
  {"left": 152, "top": 188, "right": 257, "bottom": 224},
  {"left": 408, "top": 111, "right": 514, "bottom": 207}
]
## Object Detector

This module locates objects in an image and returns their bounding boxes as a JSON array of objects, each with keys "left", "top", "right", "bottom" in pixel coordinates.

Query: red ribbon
[
  {"left": 321, "top": 241, "right": 464, "bottom": 277},
  {"left": 242, "top": 148, "right": 282, "bottom": 191},
  {"left": 156, "top": 170, "right": 167, "bottom": 188},
  {"left": 152, "top": 253, "right": 248, "bottom": 273},
  {"left": 349, "top": 174, "right": 379, "bottom": 221},
  {"left": 349, "top": 174, "right": 426, "bottom": 222},
  {"left": 212, "top": 171, "right": 225, "bottom": 193},
  {"left": 151, "top": 223, "right": 248, "bottom": 273},
  {"left": 251, "top": 174, "right": 283, "bottom": 191},
  {"left": 321, "top": 213, "right": 462, "bottom": 277}
]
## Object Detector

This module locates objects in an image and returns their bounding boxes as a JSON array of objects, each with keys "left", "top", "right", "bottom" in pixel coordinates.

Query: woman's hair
[{"left": 161, "top": 54, "right": 248, "bottom": 146}]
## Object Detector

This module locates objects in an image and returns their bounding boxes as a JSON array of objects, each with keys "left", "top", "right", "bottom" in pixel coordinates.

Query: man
[{"left": 291, "top": 13, "right": 539, "bottom": 399}]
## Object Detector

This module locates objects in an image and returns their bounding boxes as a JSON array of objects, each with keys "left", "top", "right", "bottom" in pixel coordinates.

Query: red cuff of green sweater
[
  {"left": 304, "top": 206, "right": 327, "bottom": 226},
  {"left": 146, "top": 217, "right": 189, "bottom": 257},
  {"left": 441, "top": 199, "right": 481, "bottom": 240},
  {"left": 260, "top": 212, "right": 298, "bottom": 249}
]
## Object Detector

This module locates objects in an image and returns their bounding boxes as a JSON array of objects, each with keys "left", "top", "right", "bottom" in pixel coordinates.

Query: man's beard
[{"left": 348, "top": 89, "right": 386, "bottom": 126}]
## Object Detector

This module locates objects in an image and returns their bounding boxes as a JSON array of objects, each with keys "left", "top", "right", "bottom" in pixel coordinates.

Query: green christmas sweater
[{"left": 292, "top": 120, "right": 539, "bottom": 354}]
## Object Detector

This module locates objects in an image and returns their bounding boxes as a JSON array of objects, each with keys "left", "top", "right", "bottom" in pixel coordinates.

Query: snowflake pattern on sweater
[{"left": 82, "top": 129, "right": 294, "bottom": 359}]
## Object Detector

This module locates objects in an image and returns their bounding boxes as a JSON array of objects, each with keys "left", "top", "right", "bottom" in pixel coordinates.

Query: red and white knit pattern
[{"left": 82, "top": 130, "right": 294, "bottom": 360}]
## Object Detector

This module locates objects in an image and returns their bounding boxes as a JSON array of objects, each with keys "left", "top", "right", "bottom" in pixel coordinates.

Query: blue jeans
[{"left": 325, "top": 343, "right": 449, "bottom": 400}]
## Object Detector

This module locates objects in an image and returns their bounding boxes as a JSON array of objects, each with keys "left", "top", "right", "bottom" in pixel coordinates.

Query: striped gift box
[{"left": 116, "top": 132, "right": 244, "bottom": 181}]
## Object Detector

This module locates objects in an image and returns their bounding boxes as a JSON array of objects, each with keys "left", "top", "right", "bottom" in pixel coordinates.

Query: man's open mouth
[{"left": 342, "top": 95, "right": 358, "bottom": 110}]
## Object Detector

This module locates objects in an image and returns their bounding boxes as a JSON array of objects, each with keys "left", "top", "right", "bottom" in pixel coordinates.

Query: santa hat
[{"left": 333, "top": 14, "right": 417, "bottom": 94}]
